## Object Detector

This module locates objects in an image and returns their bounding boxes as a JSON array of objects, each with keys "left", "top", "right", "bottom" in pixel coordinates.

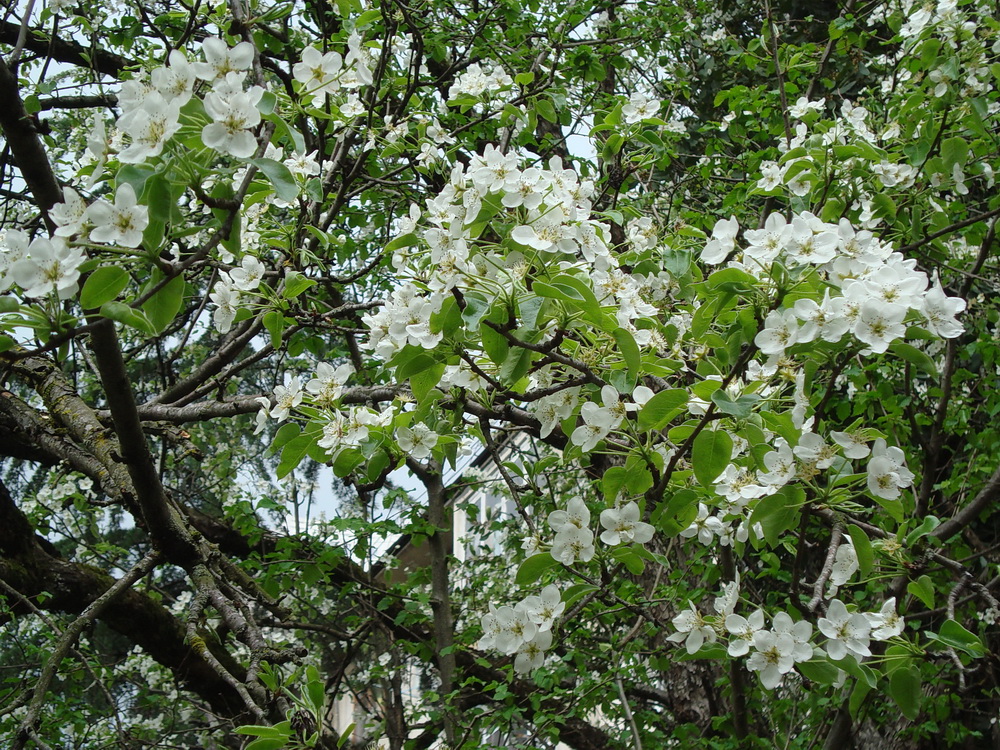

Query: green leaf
[
  {"left": 0, "top": 297, "right": 19, "bottom": 313},
  {"left": 940, "top": 136, "right": 968, "bottom": 167},
  {"left": 691, "top": 429, "right": 732, "bottom": 487},
  {"left": 282, "top": 271, "right": 316, "bottom": 298},
  {"left": 690, "top": 295, "right": 720, "bottom": 339},
  {"left": 305, "top": 665, "right": 325, "bottom": 712},
  {"left": 907, "top": 575, "right": 935, "bottom": 609},
  {"left": 748, "top": 486, "right": 803, "bottom": 546},
  {"left": 514, "top": 72, "right": 535, "bottom": 86},
  {"left": 904, "top": 515, "right": 940, "bottom": 545},
  {"left": 355, "top": 8, "right": 382, "bottom": 27},
  {"left": 332, "top": 447, "right": 364, "bottom": 477},
  {"left": 637, "top": 389, "right": 687, "bottom": 432},
  {"left": 270, "top": 422, "right": 301, "bottom": 453},
  {"left": 612, "top": 328, "right": 640, "bottom": 380},
  {"left": 142, "top": 274, "right": 185, "bottom": 333},
  {"left": 847, "top": 524, "right": 874, "bottom": 578},
  {"left": 236, "top": 725, "right": 285, "bottom": 737},
  {"left": 889, "top": 341, "right": 938, "bottom": 377},
  {"left": 210, "top": 182, "right": 241, "bottom": 256},
  {"left": 481, "top": 320, "right": 509, "bottom": 364},
  {"left": 268, "top": 114, "right": 306, "bottom": 154},
  {"left": 889, "top": 666, "right": 921, "bottom": 720},
  {"left": 931, "top": 619, "right": 986, "bottom": 657},
  {"left": 396, "top": 351, "right": 441, "bottom": 380},
  {"left": 499, "top": 345, "right": 533, "bottom": 387},
  {"left": 798, "top": 658, "right": 842, "bottom": 685},
  {"left": 263, "top": 310, "right": 284, "bottom": 349},
  {"left": 711, "top": 390, "right": 760, "bottom": 418},
  {"left": 80, "top": 267, "right": 130, "bottom": 309},
  {"left": 461, "top": 292, "right": 490, "bottom": 330},
  {"left": 337, "top": 723, "right": 356, "bottom": 748},
  {"left": 518, "top": 294, "right": 544, "bottom": 331},
  {"left": 849, "top": 678, "right": 872, "bottom": 720},
  {"left": 116, "top": 164, "right": 155, "bottom": 197},
  {"left": 625, "top": 468, "right": 654, "bottom": 496},
  {"left": 872, "top": 493, "right": 904, "bottom": 524},
  {"left": 834, "top": 654, "right": 878, "bottom": 688},
  {"left": 385, "top": 233, "right": 418, "bottom": 254},
  {"left": 532, "top": 280, "right": 584, "bottom": 303},
  {"left": 871, "top": 193, "right": 896, "bottom": 222},
  {"left": 707, "top": 267, "right": 757, "bottom": 295},
  {"left": 535, "top": 98, "right": 557, "bottom": 123},
  {"left": 515, "top": 553, "right": 560, "bottom": 586},
  {"left": 611, "top": 546, "right": 645, "bottom": 574},
  {"left": 277, "top": 434, "right": 313, "bottom": 478},
  {"left": 410, "top": 362, "right": 445, "bottom": 402},
  {"left": 651, "top": 489, "right": 699, "bottom": 536},
  {"left": 601, "top": 466, "right": 627, "bottom": 500},
  {"left": 142, "top": 173, "right": 173, "bottom": 225},
  {"left": 562, "top": 583, "right": 598, "bottom": 607},
  {"left": 251, "top": 157, "right": 299, "bottom": 202},
  {"left": 99, "top": 301, "right": 154, "bottom": 335},
  {"left": 245, "top": 738, "right": 290, "bottom": 750},
  {"left": 257, "top": 90, "right": 277, "bottom": 114}
]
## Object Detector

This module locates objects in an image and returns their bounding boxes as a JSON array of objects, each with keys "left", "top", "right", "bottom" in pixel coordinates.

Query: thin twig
[
  {"left": 615, "top": 675, "right": 643, "bottom": 750},
  {"left": 808, "top": 524, "right": 843, "bottom": 613}
]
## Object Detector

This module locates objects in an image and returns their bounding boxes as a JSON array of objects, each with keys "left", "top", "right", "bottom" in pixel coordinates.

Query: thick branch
[
  {"left": 0, "top": 19, "right": 130, "bottom": 78},
  {"left": 0, "top": 481, "right": 246, "bottom": 718},
  {"left": 88, "top": 320, "right": 200, "bottom": 567},
  {"left": 0, "top": 388, "right": 120, "bottom": 499},
  {"left": 0, "top": 55, "right": 63, "bottom": 226}
]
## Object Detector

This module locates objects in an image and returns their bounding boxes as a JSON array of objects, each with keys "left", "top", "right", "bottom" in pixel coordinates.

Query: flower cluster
[
  {"left": 292, "top": 33, "right": 374, "bottom": 107},
  {"left": 114, "top": 50, "right": 195, "bottom": 163},
  {"left": 671, "top": 580, "right": 904, "bottom": 689},
  {"left": 703, "top": 212, "right": 966, "bottom": 356},
  {"left": 48, "top": 183, "right": 149, "bottom": 250},
  {"left": 479, "top": 584, "right": 564, "bottom": 673},
  {"left": 447, "top": 62, "right": 514, "bottom": 102},
  {"left": 202, "top": 72, "right": 265, "bottom": 159},
  {"left": 727, "top": 610, "right": 814, "bottom": 689},
  {"left": 0, "top": 231, "right": 86, "bottom": 300},
  {"left": 210, "top": 255, "right": 267, "bottom": 333},
  {"left": 683, "top": 426, "right": 916, "bottom": 548},
  {"left": 365, "top": 147, "right": 662, "bottom": 372},
  {"left": 362, "top": 282, "right": 443, "bottom": 359}
]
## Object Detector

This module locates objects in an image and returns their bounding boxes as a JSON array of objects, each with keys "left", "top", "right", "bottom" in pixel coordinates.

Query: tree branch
[
  {"left": 0, "top": 55, "right": 63, "bottom": 227},
  {"left": 88, "top": 319, "right": 201, "bottom": 567},
  {"left": 13, "top": 550, "right": 160, "bottom": 750},
  {"left": 0, "top": 19, "right": 130, "bottom": 78}
]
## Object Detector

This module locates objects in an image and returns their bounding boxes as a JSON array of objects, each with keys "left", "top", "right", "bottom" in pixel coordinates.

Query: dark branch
[
  {"left": 0, "top": 56, "right": 63, "bottom": 227},
  {"left": 0, "top": 19, "right": 130, "bottom": 78}
]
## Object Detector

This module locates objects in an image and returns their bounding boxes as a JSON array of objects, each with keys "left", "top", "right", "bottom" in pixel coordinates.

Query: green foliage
[{"left": 3, "top": 0, "right": 1000, "bottom": 746}]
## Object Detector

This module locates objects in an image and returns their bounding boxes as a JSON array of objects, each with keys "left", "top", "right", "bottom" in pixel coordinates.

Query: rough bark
[{"left": 0, "top": 479, "right": 248, "bottom": 718}]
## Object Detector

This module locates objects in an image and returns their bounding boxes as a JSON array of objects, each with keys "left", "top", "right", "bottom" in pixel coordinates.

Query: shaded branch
[
  {"left": 88, "top": 320, "right": 201, "bottom": 567},
  {"left": 13, "top": 550, "right": 160, "bottom": 750},
  {"left": 0, "top": 19, "right": 130, "bottom": 78},
  {"left": 0, "top": 55, "right": 63, "bottom": 227}
]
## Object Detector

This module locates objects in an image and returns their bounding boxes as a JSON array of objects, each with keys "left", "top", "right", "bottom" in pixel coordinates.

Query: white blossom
[
  {"left": 395, "top": 423, "right": 438, "bottom": 460},
  {"left": 819, "top": 599, "right": 871, "bottom": 661},
  {"left": 599, "top": 501, "right": 654, "bottom": 546},
  {"left": 87, "top": 183, "right": 149, "bottom": 248}
]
